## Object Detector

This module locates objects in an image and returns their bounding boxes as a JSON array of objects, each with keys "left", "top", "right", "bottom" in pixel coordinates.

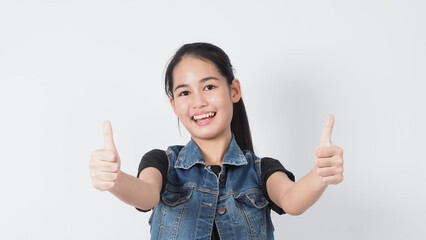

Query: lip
[
  {"left": 191, "top": 111, "right": 216, "bottom": 126},
  {"left": 191, "top": 111, "right": 216, "bottom": 120},
  {"left": 194, "top": 114, "right": 216, "bottom": 126}
]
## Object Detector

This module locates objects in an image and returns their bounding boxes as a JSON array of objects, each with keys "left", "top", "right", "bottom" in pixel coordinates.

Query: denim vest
[{"left": 148, "top": 135, "right": 275, "bottom": 239}]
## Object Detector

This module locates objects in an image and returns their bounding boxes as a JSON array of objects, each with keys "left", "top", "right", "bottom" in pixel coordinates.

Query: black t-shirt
[{"left": 136, "top": 149, "right": 295, "bottom": 239}]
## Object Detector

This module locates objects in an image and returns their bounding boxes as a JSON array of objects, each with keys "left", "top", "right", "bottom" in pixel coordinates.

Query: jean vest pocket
[
  {"left": 156, "top": 187, "right": 193, "bottom": 234},
  {"left": 162, "top": 187, "right": 193, "bottom": 206},
  {"left": 234, "top": 191, "right": 269, "bottom": 239}
]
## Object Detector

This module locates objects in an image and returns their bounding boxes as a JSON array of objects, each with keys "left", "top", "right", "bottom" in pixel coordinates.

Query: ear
[
  {"left": 170, "top": 97, "right": 177, "bottom": 114},
  {"left": 230, "top": 79, "right": 242, "bottom": 103}
]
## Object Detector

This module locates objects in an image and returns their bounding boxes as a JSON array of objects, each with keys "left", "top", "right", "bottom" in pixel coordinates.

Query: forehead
[{"left": 173, "top": 56, "right": 224, "bottom": 84}]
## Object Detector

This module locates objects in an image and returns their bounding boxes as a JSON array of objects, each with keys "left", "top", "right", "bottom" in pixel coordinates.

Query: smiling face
[{"left": 170, "top": 56, "right": 241, "bottom": 142}]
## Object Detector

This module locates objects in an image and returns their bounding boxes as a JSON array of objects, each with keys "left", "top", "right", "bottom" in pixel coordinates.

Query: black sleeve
[
  {"left": 261, "top": 157, "right": 295, "bottom": 215},
  {"left": 135, "top": 149, "right": 168, "bottom": 212}
]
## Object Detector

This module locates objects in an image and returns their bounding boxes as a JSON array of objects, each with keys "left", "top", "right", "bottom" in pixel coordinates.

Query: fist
[
  {"left": 89, "top": 121, "right": 121, "bottom": 191},
  {"left": 314, "top": 114, "right": 344, "bottom": 185}
]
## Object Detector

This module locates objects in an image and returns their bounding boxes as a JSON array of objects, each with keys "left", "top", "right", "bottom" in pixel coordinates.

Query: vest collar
[{"left": 175, "top": 134, "right": 248, "bottom": 169}]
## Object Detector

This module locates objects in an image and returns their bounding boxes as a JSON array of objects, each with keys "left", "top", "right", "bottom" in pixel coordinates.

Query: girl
[{"left": 89, "top": 42, "right": 344, "bottom": 240}]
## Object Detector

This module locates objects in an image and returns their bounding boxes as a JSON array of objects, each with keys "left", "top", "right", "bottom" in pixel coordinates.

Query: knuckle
[
  {"left": 333, "top": 157, "right": 342, "bottom": 166},
  {"left": 92, "top": 182, "right": 101, "bottom": 190},
  {"left": 315, "top": 148, "right": 322, "bottom": 156},
  {"left": 112, "top": 163, "right": 120, "bottom": 172},
  {"left": 112, "top": 173, "right": 118, "bottom": 181},
  {"left": 99, "top": 182, "right": 109, "bottom": 191},
  {"left": 314, "top": 156, "right": 319, "bottom": 163},
  {"left": 110, "top": 152, "right": 117, "bottom": 161},
  {"left": 106, "top": 173, "right": 113, "bottom": 180},
  {"left": 316, "top": 150, "right": 322, "bottom": 157},
  {"left": 106, "top": 182, "right": 115, "bottom": 189},
  {"left": 90, "top": 160, "right": 99, "bottom": 169},
  {"left": 336, "top": 146, "right": 344, "bottom": 155}
]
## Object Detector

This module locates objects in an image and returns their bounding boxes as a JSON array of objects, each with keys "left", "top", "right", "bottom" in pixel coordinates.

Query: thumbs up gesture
[
  {"left": 89, "top": 121, "right": 121, "bottom": 191},
  {"left": 314, "top": 114, "right": 344, "bottom": 185}
]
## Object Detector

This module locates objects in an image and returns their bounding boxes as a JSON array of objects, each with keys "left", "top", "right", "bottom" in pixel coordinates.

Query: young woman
[{"left": 89, "top": 42, "right": 344, "bottom": 240}]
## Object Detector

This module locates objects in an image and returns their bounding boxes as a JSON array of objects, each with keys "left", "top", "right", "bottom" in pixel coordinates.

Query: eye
[
  {"left": 204, "top": 85, "right": 215, "bottom": 91},
  {"left": 178, "top": 91, "right": 190, "bottom": 96}
]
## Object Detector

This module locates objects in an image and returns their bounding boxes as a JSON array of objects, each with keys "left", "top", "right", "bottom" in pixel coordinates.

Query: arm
[
  {"left": 267, "top": 114, "right": 344, "bottom": 215},
  {"left": 109, "top": 168, "right": 162, "bottom": 211},
  {"left": 266, "top": 168, "right": 327, "bottom": 216},
  {"left": 90, "top": 121, "right": 162, "bottom": 211}
]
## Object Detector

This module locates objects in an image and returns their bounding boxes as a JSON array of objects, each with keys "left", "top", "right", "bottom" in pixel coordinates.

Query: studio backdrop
[{"left": 0, "top": 0, "right": 425, "bottom": 239}]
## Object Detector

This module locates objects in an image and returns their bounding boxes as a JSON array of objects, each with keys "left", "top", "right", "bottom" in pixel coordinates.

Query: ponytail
[{"left": 231, "top": 99, "right": 254, "bottom": 153}]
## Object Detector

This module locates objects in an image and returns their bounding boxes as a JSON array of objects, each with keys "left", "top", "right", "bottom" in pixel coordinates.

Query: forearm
[
  {"left": 109, "top": 170, "right": 160, "bottom": 210},
  {"left": 280, "top": 168, "right": 327, "bottom": 215}
]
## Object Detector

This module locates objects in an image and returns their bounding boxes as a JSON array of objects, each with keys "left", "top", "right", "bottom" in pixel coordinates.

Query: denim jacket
[{"left": 148, "top": 135, "right": 275, "bottom": 239}]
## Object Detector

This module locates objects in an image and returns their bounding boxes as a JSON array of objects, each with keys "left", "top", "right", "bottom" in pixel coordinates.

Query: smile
[
  {"left": 192, "top": 112, "right": 216, "bottom": 125},
  {"left": 193, "top": 112, "right": 216, "bottom": 121}
]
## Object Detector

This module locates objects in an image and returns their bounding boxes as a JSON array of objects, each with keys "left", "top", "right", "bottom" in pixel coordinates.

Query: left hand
[{"left": 314, "top": 114, "right": 344, "bottom": 185}]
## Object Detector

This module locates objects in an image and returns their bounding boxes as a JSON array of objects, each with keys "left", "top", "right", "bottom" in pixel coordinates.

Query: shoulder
[
  {"left": 241, "top": 149, "right": 261, "bottom": 163},
  {"left": 260, "top": 157, "right": 281, "bottom": 169},
  {"left": 241, "top": 151, "right": 284, "bottom": 169},
  {"left": 142, "top": 145, "right": 185, "bottom": 160},
  {"left": 141, "top": 144, "right": 188, "bottom": 165},
  {"left": 143, "top": 149, "right": 167, "bottom": 159},
  {"left": 165, "top": 144, "right": 185, "bottom": 156},
  {"left": 260, "top": 156, "right": 295, "bottom": 182}
]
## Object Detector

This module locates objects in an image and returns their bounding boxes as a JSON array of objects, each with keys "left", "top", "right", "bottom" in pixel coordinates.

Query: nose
[{"left": 192, "top": 92, "right": 208, "bottom": 109}]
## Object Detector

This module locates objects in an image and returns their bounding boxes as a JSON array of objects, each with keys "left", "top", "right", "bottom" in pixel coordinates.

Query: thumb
[
  {"left": 318, "top": 114, "right": 334, "bottom": 147},
  {"left": 103, "top": 121, "right": 117, "bottom": 152}
]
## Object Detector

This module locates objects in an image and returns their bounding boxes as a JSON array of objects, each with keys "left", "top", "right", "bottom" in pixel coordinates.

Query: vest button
[
  {"left": 218, "top": 206, "right": 226, "bottom": 215},
  {"left": 219, "top": 174, "right": 226, "bottom": 183},
  {"left": 249, "top": 196, "right": 256, "bottom": 204}
]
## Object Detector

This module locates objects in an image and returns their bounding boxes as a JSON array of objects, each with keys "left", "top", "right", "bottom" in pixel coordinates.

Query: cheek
[
  {"left": 173, "top": 101, "right": 189, "bottom": 117},
  {"left": 210, "top": 95, "right": 233, "bottom": 117}
]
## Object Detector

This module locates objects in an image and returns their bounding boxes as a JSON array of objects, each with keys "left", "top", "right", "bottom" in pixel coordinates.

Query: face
[{"left": 170, "top": 56, "right": 241, "bottom": 142}]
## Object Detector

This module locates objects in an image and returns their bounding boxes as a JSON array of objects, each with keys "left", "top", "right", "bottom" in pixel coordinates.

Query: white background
[{"left": 1, "top": 0, "right": 425, "bottom": 239}]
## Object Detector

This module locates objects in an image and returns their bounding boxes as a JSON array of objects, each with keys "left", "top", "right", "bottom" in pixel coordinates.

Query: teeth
[{"left": 193, "top": 112, "right": 215, "bottom": 120}]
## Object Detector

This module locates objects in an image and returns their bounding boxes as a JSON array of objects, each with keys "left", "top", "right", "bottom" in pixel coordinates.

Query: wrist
[
  {"left": 312, "top": 168, "right": 328, "bottom": 189},
  {"left": 110, "top": 170, "right": 125, "bottom": 193}
]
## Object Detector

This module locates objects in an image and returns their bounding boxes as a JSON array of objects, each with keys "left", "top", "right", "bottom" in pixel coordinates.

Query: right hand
[
  {"left": 90, "top": 121, "right": 121, "bottom": 191},
  {"left": 314, "top": 114, "right": 344, "bottom": 185}
]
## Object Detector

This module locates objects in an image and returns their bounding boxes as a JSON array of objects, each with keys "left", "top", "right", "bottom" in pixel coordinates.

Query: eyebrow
[{"left": 173, "top": 77, "right": 220, "bottom": 93}]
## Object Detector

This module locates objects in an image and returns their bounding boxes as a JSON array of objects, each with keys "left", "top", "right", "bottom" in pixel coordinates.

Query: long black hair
[{"left": 164, "top": 42, "right": 254, "bottom": 153}]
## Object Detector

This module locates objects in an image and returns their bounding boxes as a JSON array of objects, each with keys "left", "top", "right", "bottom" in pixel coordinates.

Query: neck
[{"left": 192, "top": 130, "right": 233, "bottom": 166}]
